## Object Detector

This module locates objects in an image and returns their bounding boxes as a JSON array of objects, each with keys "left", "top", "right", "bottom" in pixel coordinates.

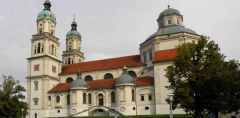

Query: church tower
[
  {"left": 26, "top": 1, "right": 61, "bottom": 118},
  {"left": 62, "top": 19, "right": 84, "bottom": 65}
]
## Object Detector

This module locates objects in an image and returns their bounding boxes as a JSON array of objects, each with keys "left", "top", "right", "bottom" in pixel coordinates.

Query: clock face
[{"left": 120, "top": 106, "right": 126, "bottom": 112}]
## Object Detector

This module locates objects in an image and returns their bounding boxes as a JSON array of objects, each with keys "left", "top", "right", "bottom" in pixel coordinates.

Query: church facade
[{"left": 26, "top": 1, "right": 202, "bottom": 118}]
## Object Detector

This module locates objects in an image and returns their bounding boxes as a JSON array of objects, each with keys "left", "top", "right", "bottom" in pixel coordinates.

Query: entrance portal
[{"left": 90, "top": 109, "right": 109, "bottom": 116}]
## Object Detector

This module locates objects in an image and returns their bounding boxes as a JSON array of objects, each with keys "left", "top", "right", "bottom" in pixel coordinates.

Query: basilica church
[{"left": 26, "top": 0, "right": 203, "bottom": 118}]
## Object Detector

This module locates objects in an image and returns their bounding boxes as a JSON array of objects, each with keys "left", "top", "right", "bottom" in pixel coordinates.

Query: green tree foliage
[
  {"left": 0, "top": 75, "right": 28, "bottom": 118},
  {"left": 166, "top": 37, "right": 240, "bottom": 118}
]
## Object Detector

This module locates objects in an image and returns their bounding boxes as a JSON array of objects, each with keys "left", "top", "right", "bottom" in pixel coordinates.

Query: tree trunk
[
  {"left": 214, "top": 111, "right": 219, "bottom": 118},
  {"left": 194, "top": 110, "right": 202, "bottom": 118}
]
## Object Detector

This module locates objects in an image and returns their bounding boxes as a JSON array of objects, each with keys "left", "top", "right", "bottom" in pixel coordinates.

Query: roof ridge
[{"left": 68, "top": 54, "right": 140, "bottom": 66}]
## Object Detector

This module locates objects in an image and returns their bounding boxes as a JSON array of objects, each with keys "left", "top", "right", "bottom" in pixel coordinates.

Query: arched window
[
  {"left": 34, "top": 113, "right": 38, "bottom": 118},
  {"left": 51, "top": 44, "right": 54, "bottom": 55},
  {"left": 98, "top": 94, "right": 104, "bottom": 106},
  {"left": 88, "top": 93, "right": 92, "bottom": 104},
  {"left": 83, "top": 93, "right": 86, "bottom": 104},
  {"left": 104, "top": 73, "right": 114, "bottom": 80},
  {"left": 128, "top": 71, "right": 137, "bottom": 78},
  {"left": 84, "top": 75, "right": 93, "bottom": 81},
  {"left": 68, "top": 41, "right": 72, "bottom": 50},
  {"left": 34, "top": 45, "right": 37, "bottom": 54},
  {"left": 132, "top": 89, "right": 135, "bottom": 102},
  {"left": 111, "top": 91, "right": 115, "bottom": 103},
  {"left": 41, "top": 43, "right": 44, "bottom": 53},
  {"left": 37, "top": 43, "right": 41, "bottom": 54},
  {"left": 66, "top": 77, "right": 73, "bottom": 83},
  {"left": 67, "top": 94, "right": 70, "bottom": 105},
  {"left": 68, "top": 58, "right": 71, "bottom": 64},
  {"left": 56, "top": 95, "right": 60, "bottom": 103}
]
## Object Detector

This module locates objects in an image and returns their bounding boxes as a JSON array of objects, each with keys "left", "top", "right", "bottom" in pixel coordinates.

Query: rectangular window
[
  {"left": 88, "top": 93, "right": 92, "bottom": 104},
  {"left": 148, "top": 94, "right": 152, "bottom": 101},
  {"left": 149, "top": 51, "right": 152, "bottom": 61},
  {"left": 33, "top": 98, "right": 39, "bottom": 105},
  {"left": 141, "top": 94, "right": 145, "bottom": 101},
  {"left": 83, "top": 93, "right": 86, "bottom": 104},
  {"left": 52, "top": 65, "right": 56, "bottom": 73},
  {"left": 48, "top": 96, "right": 51, "bottom": 101},
  {"left": 168, "top": 20, "right": 172, "bottom": 25},
  {"left": 143, "top": 52, "right": 147, "bottom": 62},
  {"left": 67, "top": 95, "right": 70, "bottom": 105},
  {"left": 48, "top": 96, "right": 51, "bottom": 105},
  {"left": 132, "top": 89, "right": 135, "bottom": 102},
  {"left": 34, "top": 64, "right": 40, "bottom": 71}
]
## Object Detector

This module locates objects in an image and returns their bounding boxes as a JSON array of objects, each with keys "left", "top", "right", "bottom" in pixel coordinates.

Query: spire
[
  {"left": 44, "top": 0, "right": 51, "bottom": 11},
  {"left": 71, "top": 17, "right": 78, "bottom": 31},
  {"left": 168, "top": 5, "right": 171, "bottom": 9},
  {"left": 122, "top": 66, "right": 128, "bottom": 73}
]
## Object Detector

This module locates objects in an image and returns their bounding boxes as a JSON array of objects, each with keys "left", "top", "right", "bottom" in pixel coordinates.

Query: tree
[
  {"left": 166, "top": 37, "right": 240, "bottom": 118},
  {"left": 0, "top": 75, "right": 28, "bottom": 118}
]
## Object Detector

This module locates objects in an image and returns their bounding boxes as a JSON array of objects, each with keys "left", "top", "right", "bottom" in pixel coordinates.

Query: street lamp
[{"left": 168, "top": 93, "right": 174, "bottom": 118}]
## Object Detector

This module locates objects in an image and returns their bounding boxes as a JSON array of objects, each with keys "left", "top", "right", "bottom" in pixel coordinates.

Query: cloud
[{"left": 0, "top": 16, "right": 5, "bottom": 21}]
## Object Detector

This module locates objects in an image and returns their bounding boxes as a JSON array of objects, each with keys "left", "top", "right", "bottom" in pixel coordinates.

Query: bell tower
[
  {"left": 62, "top": 19, "right": 84, "bottom": 65},
  {"left": 26, "top": 1, "right": 61, "bottom": 118}
]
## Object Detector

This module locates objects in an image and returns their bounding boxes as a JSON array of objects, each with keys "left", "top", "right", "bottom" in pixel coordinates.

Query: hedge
[{"left": 50, "top": 114, "right": 193, "bottom": 118}]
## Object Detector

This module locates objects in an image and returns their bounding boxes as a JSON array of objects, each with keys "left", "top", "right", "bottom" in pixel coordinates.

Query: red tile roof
[
  {"left": 87, "top": 79, "right": 116, "bottom": 90},
  {"left": 60, "top": 49, "right": 177, "bottom": 75},
  {"left": 61, "top": 55, "right": 144, "bottom": 75},
  {"left": 48, "top": 76, "right": 154, "bottom": 93},
  {"left": 154, "top": 49, "right": 176, "bottom": 62},
  {"left": 136, "top": 76, "right": 154, "bottom": 87},
  {"left": 48, "top": 83, "right": 70, "bottom": 93}
]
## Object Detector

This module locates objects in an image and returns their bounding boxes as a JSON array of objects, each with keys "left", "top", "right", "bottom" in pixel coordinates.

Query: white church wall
[
  {"left": 154, "top": 62, "right": 185, "bottom": 114},
  {"left": 60, "top": 66, "right": 143, "bottom": 82},
  {"left": 136, "top": 86, "right": 155, "bottom": 115}
]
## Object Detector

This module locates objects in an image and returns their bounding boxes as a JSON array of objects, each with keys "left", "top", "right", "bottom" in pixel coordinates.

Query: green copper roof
[
  {"left": 159, "top": 8, "right": 181, "bottom": 17},
  {"left": 71, "top": 73, "right": 87, "bottom": 89},
  {"left": 37, "top": 10, "right": 56, "bottom": 24},
  {"left": 158, "top": 25, "right": 196, "bottom": 35},
  {"left": 66, "top": 30, "right": 81, "bottom": 38},
  {"left": 37, "top": 0, "right": 56, "bottom": 24},
  {"left": 116, "top": 67, "right": 134, "bottom": 86},
  {"left": 152, "top": 25, "right": 196, "bottom": 36},
  {"left": 66, "top": 20, "right": 81, "bottom": 38}
]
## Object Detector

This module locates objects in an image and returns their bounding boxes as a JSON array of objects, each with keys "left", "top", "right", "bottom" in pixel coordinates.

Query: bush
[{"left": 50, "top": 114, "right": 192, "bottom": 118}]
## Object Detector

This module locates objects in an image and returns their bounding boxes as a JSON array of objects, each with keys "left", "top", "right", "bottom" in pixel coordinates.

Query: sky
[{"left": 0, "top": 0, "right": 240, "bottom": 85}]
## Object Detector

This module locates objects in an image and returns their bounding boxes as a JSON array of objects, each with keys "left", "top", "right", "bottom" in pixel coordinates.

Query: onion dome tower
[
  {"left": 37, "top": 0, "right": 56, "bottom": 35},
  {"left": 62, "top": 18, "right": 85, "bottom": 65},
  {"left": 27, "top": 1, "right": 61, "bottom": 118}
]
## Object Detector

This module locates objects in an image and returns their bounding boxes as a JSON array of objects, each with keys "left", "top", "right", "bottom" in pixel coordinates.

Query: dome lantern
[
  {"left": 36, "top": 0, "right": 56, "bottom": 34},
  {"left": 66, "top": 19, "right": 81, "bottom": 38},
  {"left": 43, "top": 0, "right": 51, "bottom": 11},
  {"left": 71, "top": 20, "right": 78, "bottom": 31},
  {"left": 150, "top": 6, "right": 196, "bottom": 37}
]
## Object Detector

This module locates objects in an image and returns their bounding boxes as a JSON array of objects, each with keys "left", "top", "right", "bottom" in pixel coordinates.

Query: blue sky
[{"left": 0, "top": 0, "right": 239, "bottom": 84}]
